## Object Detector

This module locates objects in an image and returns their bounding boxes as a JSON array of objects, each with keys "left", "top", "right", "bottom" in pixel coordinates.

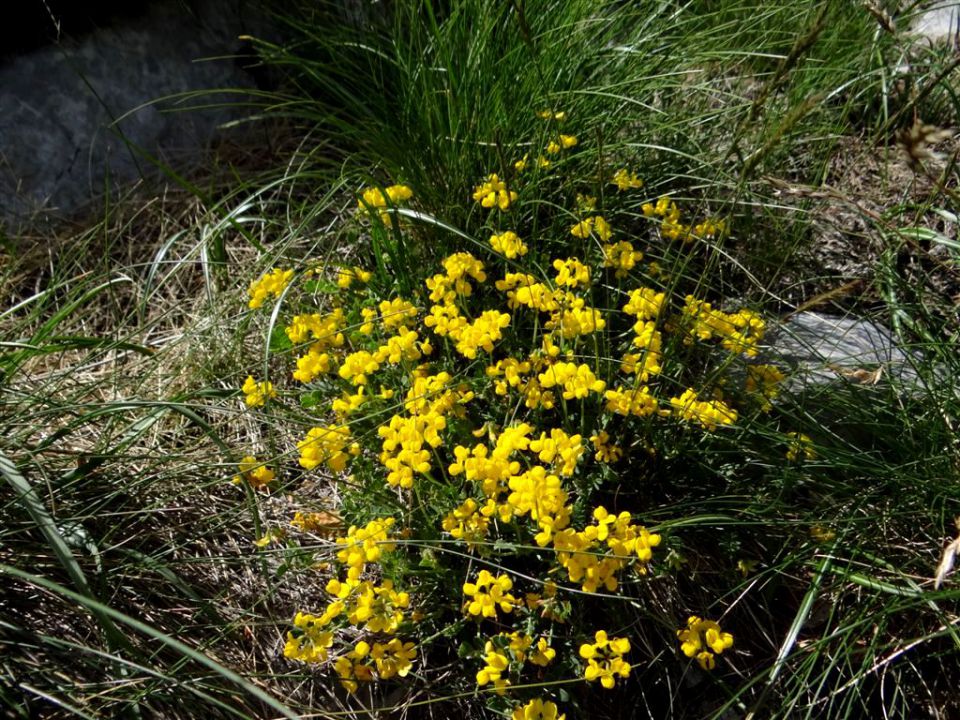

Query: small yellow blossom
[
  {"left": 579, "top": 630, "right": 631, "bottom": 689},
  {"left": 372, "top": 638, "right": 416, "bottom": 679},
  {"left": 590, "top": 431, "right": 622, "bottom": 463},
  {"left": 537, "top": 109, "right": 567, "bottom": 121},
  {"left": 334, "top": 643, "right": 375, "bottom": 693},
  {"left": 569, "top": 216, "right": 611, "bottom": 242},
  {"left": 248, "top": 268, "right": 294, "bottom": 309},
  {"left": 297, "top": 425, "right": 360, "bottom": 473},
  {"left": 552, "top": 257, "right": 591, "bottom": 288},
  {"left": 463, "top": 570, "right": 517, "bottom": 619},
  {"left": 283, "top": 611, "right": 333, "bottom": 664},
  {"left": 786, "top": 432, "right": 816, "bottom": 461},
  {"left": 677, "top": 616, "right": 733, "bottom": 670},
  {"left": 231, "top": 455, "right": 274, "bottom": 488},
  {"left": 358, "top": 184, "right": 414, "bottom": 226},
  {"left": 242, "top": 376, "right": 276, "bottom": 407},
  {"left": 336, "top": 266, "right": 372, "bottom": 289},
  {"left": 611, "top": 168, "right": 643, "bottom": 190},
  {"left": 489, "top": 231, "right": 528, "bottom": 259},
  {"left": 472, "top": 174, "right": 517, "bottom": 210},
  {"left": 602, "top": 241, "right": 643, "bottom": 278},
  {"left": 669, "top": 389, "right": 737, "bottom": 430},
  {"left": 512, "top": 699, "right": 565, "bottom": 720}
]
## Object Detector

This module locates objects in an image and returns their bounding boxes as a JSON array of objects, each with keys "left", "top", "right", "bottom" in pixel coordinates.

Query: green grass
[{"left": 2, "top": 1, "right": 959, "bottom": 718}]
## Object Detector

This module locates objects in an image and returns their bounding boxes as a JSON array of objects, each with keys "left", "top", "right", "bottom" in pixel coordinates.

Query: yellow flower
[
  {"left": 602, "top": 241, "right": 643, "bottom": 278},
  {"left": 333, "top": 644, "right": 375, "bottom": 692},
  {"left": 285, "top": 308, "right": 346, "bottom": 348},
  {"left": 669, "top": 389, "right": 737, "bottom": 430},
  {"left": 537, "top": 361, "right": 606, "bottom": 400},
  {"left": 569, "top": 216, "right": 611, "bottom": 242},
  {"left": 283, "top": 611, "right": 333, "bottom": 664},
  {"left": 231, "top": 455, "right": 275, "bottom": 488},
  {"left": 242, "top": 376, "right": 276, "bottom": 407},
  {"left": 248, "top": 268, "right": 294, "bottom": 309},
  {"left": 476, "top": 645, "right": 511, "bottom": 693},
  {"left": 358, "top": 184, "right": 414, "bottom": 226},
  {"left": 372, "top": 638, "right": 416, "bottom": 678},
  {"left": 297, "top": 425, "right": 360, "bottom": 473},
  {"left": 611, "top": 168, "right": 643, "bottom": 190},
  {"left": 786, "top": 432, "right": 816, "bottom": 461},
  {"left": 579, "top": 630, "right": 631, "bottom": 689},
  {"left": 463, "top": 570, "right": 517, "bottom": 618},
  {"left": 677, "top": 616, "right": 733, "bottom": 670},
  {"left": 537, "top": 109, "right": 567, "bottom": 121},
  {"left": 336, "top": 265, "right": 372, "bottom": 289},
  {"left": 472, "top": 174, "right": 517, "bottom": 210},
  {"left": 442, "top": 498, "right": 492, "bottom": 547},
  {"left": 292, "top": 348, "right": 333, "bottom": 383},
  {"left": 529, "top": 637, "right": 557, "bottom": 666},
  {"left": 590, "top": 431, "right": 622, "bottom": 463},
  {"left": 512, "top": 698, "right": 565, "bottom": 720},
  {"left": 489, "top": 231, "right": 528, "bottom": 259},
  {"left": 552, "top": 257, "right": 590, "bottom": 287}
]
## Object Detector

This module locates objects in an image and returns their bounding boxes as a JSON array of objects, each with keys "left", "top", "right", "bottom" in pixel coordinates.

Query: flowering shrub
[{"left": 231, "top": 114, "right": 823, "bottom": 715}]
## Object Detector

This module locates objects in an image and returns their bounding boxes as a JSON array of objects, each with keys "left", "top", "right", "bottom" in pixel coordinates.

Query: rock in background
[{"left": 0, "top": 0, "right": 276, "bottom": 231}]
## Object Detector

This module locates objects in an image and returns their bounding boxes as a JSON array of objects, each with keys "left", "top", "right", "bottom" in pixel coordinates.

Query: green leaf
[{"left": 269, "top": 325, "right": 293, "bottom": 353}]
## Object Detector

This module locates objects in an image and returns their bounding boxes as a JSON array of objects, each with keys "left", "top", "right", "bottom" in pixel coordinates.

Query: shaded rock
[
  {"left": 0, "top": 0, "right": 274, "bottom": 230},
  {"left": 768, "top": 311, "right": 928, "bottom": 389}
]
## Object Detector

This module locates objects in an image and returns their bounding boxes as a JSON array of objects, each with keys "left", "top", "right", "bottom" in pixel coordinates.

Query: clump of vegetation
[{"left": 3, "top": 1, "right": 959, "bottom": 718}]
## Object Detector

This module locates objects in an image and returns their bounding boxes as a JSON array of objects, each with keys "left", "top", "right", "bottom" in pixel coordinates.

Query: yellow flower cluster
[
  {"left": 425, "top": 253, "right": 511, "bottom": 359},
  {"left": 682, "top": 296, "right": 765, "bottom": 357},
  {"left": 786, "top": 432, "right": 816, "bottom": 461},
  {"left": 378, "top": 369, "right": 471, "bottom": 488},
  {"left": 472, "top": 174, "right": 517, "bottom": 210},
  {"left": 358, "top": 184, "right": 414, "bottom": 226},
  {"left": 590, "top": 431, "right": 622, "bottom": 463},
  {"left": 642, "top": 195, "right": 726, "bottom": 243},
  {"left": 476, "top": 631, "right": 557, "bottom": 694},
  {"left": 570, "top": 215, "right": 611, "bottom": 242},
  {"left": 336, "top": 517, "right": 397, "bottom": 582},
  {"left": 746, "top": 363, "right": 786, "bottom": 411},
  {"left": 545, "top": 134, "right": 578, "bottom": 154},
  {"left": 552, "top": 257, "right": 590, "bottom": 288},
  {"left": 677, "top": 616, "right": 734, "bottom": 670},
  {"left": 285, "top": 511, "right": 416, "bottom": 693},
  {"left": 283, "top": 611, "right": 334, "bottom": 664},
  {"left": 379, "top": 297, "right": 418, "bottom": 330},
  {"left": 287, "top": 308, "right": 348, "bottom": 383},
  {"left": 463, "top": 569, "right": 518, "bottom": 619},
  {"left": 669, "top": 389, "right": 737, "bottom": 431},
  {"left": 553, "top": 507, "right": 661, "bottom": 592},
  {"left": 579, "top": 630, "right": 631, "bottom": 689},
  {"left": 261, "top": 157, "right": 780, "bottom": 701},
  {"left": 336, "top": 265, "right": 372, "bottom": 289},
  {"left": 602, "top": 240, "right": 643, "bottom": 278},
  {"left": 611, "top": 168, "right": 644, "bottom": 190},
  {"left": 441, "top": 497, "right": 494, "bottom": 547},
  {"left": 490, "top": 230, "right": 528, "bottom": 259},
  {"left": 248, "top": 267, "right": 294, "bottom": 309},
  {"left": 242, "top": 376, "right": 276, "bottom": 407},
  {"left": 538, "top": 361, "right": 606, "bottom": 400},
  {"left": 297, "top": 424, "right": 360, "bottom": 472},
  {"left": 231, "top": 455, "right": 275, "bottom": 489},
  {"left": 512, "top": 698, "right": 565, "bottom": 720},
  {"left": 334, "top": 638, "right": 417, "bottom": 692}
]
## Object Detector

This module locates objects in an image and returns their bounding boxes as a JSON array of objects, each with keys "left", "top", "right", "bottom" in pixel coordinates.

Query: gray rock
[
  {"left": 910, "top": 2, "right": 960, "bottom": 44},
  {"left": 0, "top": 0, "right": 273, "bottom": 230},
  {"left": 767, "top": 311, "right": 930, "bottom": 390}
]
